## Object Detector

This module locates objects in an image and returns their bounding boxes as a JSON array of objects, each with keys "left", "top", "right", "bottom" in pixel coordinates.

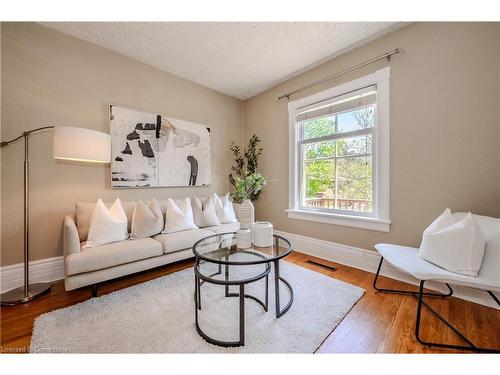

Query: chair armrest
[{"left": 63, "top": 215, "right": 81, "bottom": 256}]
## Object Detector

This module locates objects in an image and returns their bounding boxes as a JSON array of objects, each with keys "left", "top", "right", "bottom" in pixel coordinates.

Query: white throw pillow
[
  {"left": 212, "top": 193, "right": 237, "bottom": 224},
  {"left": 83, "top": 198, "right": 129, "bottom": 249},
  {"left": 419, "top": 208, "right": 486, "bottom": 276},
  {"left": 192, "top": 196, "right": 221, "bottom": 227},
  {"left": 163, "top": 198, "right": 198, "bottom": 233},
  {"left": 130, "top": 199, "right": 164, "bottom": 239}
]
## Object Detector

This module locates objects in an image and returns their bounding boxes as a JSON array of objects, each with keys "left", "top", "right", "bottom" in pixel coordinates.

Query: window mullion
[
  {"left": 334, "top": 115, "right": 338, "bottom": 210},
  {"left": 305, "top": 153, "right": 372, "bottom": 162},
  {"left": 299, "top": 127, "right": 373, "bottom": 145}
]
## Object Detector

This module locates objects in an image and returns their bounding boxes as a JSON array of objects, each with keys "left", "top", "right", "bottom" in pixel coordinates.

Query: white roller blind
[{"left": 297, "top": 85, "right": 376, "bottom": 122}]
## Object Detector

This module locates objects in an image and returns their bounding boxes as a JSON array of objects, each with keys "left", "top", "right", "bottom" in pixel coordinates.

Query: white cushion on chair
[{"left": 419, "top": 209, "right": 486, "bottom": 276}]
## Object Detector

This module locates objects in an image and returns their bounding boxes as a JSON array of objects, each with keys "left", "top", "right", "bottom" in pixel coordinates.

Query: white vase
[
  {"left": 252, "top": 221, "right": 274, "bottom": 247},
  {"left": 236, "top": 229, "right": 252, "bottom": 249},
  {"left": 239, "top": 199, "right": 255, "bottom": 229}
]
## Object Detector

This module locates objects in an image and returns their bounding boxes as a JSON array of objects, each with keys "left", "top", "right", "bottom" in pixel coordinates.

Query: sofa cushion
[
  {"left": 162, "top": 198, "right": 198, "bottom": 234},
  {"left": 83, "top": 198, "right": 129, "bottom": 249},
  {"left": 66, "top": 238, "right": 163, "bottom": 276},
  {"left": 76, "top": 201, "right": 136, "bottom": 242},
  {"left": 212, "top": 193, "right": 237, "bottom": 224},
  {"left": 192, "top": 196, "right": 221, "bottom": 227},
  {"left": 130, "top": 199, "right": 164, "bottom": 239},
  {"left": 153, "top": 228, "right": 215, "bottom": 254},
  {"left": 76, "top": 199, "right": 182, "bottom": 241},
  {"left": 204, "top": 222, "right": 240, "bottom": 234}
]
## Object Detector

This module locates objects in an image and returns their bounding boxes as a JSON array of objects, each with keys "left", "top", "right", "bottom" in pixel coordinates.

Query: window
[{"left": 287, "top": 68, "right": 390, "bottom": 232}]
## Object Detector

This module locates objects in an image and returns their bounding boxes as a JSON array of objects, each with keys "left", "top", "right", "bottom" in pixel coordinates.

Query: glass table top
[{"left": 193, "top": 232, "right": 292, "bottom": 265}]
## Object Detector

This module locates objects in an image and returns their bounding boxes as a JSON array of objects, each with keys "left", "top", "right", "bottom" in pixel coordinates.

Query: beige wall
[
  {"left": 1, "top": 23, "right": 244, "bottom": 266},
  {"left": 244, "top": 22, "right": 500, "bottom": 251},
  {"left": 498, "top": 25, "right": 500, "bottom": 208}
]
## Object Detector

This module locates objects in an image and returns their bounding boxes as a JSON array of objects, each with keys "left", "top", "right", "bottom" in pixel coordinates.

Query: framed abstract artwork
[{"left": 110, "top": 105, "right": 211, "bottom": 188}]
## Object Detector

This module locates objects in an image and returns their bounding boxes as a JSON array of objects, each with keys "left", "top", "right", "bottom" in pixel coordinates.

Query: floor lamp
[{"left": 0, "top": 126, "right": 110, "bottom": 305}]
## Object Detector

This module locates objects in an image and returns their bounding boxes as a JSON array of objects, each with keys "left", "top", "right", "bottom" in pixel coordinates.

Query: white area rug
[{"left": 30, "top": 261, "right": 364, "bottom": 353}]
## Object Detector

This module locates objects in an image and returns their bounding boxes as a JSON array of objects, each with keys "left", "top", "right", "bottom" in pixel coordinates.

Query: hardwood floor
[{"left": 1, "top": 251, "right": 498, "bottom": 353}]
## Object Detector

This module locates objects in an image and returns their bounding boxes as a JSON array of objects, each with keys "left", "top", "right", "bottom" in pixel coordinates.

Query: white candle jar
[
  {"left": 252, "top": 221, "right": 274, "bottom": 247},
  {"left": 236, "top": 228, "right": 252, "bottom": 249}
]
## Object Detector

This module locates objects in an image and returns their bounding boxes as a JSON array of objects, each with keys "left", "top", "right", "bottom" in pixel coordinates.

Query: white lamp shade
[{"left": 52, "top": 127, "right": 111, "bottom": 163}]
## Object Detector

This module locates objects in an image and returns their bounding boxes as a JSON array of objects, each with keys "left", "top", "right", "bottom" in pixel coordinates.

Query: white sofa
[{"left": 63, "top": 199, "right": 239, "bottom": 293}]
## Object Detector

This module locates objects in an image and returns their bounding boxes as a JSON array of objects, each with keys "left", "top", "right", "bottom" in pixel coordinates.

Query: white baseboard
[
  {"left": 0, "top": 256, "right": 65, "bottom": 293},
  {"left": 275, "top": 229, "right": 499, "bottom": 309}
]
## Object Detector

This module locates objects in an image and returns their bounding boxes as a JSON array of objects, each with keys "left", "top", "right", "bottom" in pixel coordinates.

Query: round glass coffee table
[{"left": 192, "top": 232, "right": 293, "bottom": 347}]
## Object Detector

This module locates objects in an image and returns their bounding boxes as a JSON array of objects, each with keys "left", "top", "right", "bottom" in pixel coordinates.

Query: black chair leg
[
  {"left": 487, "top": 291, "right": 500, "bottom": 305},
  {"left": 373, "top": 257, "right": 453, "bottom": 297},
  {"left": 373, "top": 256, "right": 500, "bottom": 353},
  {"left": 415, "top": 280, "right": 500, "bottom": 353}
]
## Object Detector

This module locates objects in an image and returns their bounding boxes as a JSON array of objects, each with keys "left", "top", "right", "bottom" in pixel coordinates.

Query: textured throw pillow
[
  {"left": 192, "top": 196, "right": 221, "bottom": 227},
  {"left": 83, "top": 198, "right": 129, "bottom": 249},
  {"left": 163, "top": 198, "right": 198, "bottom": 233},
  {"left": 212, "top": 193, "right": 237, "bottom": 224},
  {"left": 130, "top": 199, "right": 164, "bottom": 239},
  {"left": 419, "top": 208, "right": 486, "bottom": 276}
]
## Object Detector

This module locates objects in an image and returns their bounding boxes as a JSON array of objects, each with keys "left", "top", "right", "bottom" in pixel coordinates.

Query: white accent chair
[{"left": 373, "top": 212, "right": 499, "bottom": 353}]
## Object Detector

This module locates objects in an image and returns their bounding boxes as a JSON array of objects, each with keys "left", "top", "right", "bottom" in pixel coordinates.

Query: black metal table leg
[
  {"left": 224, "top": 256, "right": 229, "bottom": 297},
  {"left": 195, "top": 275, "right": 199, "bottom": 325},
  {"left": 239, "top": 284, "right": 245, "bottom": 346},
  {"left": 194, "top": 274, "right": 197, "bottom": 306},
  {"left": 225, "top": 263, "right": 270, "bottom": 311},
  {"left": 194, "top": 258, "right": 271, "bottom": 347},
  {"left": 197, "top": 275, "right": 202, "bottom": 309},
  {"left": 274, "top": 259, "right": 294, "bottom": 318},
  {"left": 265, "top": 274, "right": 269, "bottom": 311},
  {"left": 274, "top": 259, "right": 280, "bottom": 317},
  {"left": 192, "top": 232, "right": 293, "bottom": 347}
]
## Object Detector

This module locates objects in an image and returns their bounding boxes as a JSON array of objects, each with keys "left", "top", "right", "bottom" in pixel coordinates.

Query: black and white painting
[{"left": 110, "top": 105, "right": 211, "bottom": 188}]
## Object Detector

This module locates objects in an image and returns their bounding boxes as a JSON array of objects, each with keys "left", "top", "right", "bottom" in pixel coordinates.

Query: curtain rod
[{"left": 278, "top": 48, "right": 402, "bottom": 101}]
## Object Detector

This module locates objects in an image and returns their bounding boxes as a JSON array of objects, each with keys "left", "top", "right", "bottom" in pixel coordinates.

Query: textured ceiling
[{"left": 41, "top": 22, "right": 403, "bottom": 100}]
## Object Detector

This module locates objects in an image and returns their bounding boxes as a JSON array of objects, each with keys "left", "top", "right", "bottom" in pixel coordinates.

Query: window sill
[{"left": 286, "top": 209, "right": 391, "bottom": 232}]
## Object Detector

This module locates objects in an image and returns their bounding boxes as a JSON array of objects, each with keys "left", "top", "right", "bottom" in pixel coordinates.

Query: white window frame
[{"left": 287, "top": 67, "right": 391, "bottom": 232}]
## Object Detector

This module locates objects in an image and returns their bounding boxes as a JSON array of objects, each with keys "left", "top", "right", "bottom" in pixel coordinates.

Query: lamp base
[{"left": 0, "top": 283, "right": 51, "bottom": 306}]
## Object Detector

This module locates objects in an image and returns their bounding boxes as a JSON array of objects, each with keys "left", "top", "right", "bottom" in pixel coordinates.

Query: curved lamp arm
[{"left": 0, "top": 126, "right": 55, "bottom": 147}]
